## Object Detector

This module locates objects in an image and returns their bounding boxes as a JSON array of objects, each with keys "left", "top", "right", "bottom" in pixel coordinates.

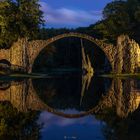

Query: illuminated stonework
[{"left": 0, "top": 33, "right": 140, "bottom": 73}]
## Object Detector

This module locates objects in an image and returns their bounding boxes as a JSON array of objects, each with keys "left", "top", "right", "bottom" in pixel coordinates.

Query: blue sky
[{"left": 39, "top": 0, "right": 113, "bottom": 28}]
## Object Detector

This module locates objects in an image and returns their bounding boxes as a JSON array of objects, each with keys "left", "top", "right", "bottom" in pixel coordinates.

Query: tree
[
  {"left": 94, "top": 1, "right": 129, "bottom": 43},
  {"left": 0, "top": 102, "right": 41, "bottom": 139},
  {"left": 126, "top": 0, "right": 140, "bottom": 41},
  {"left": 94, "top": 0, "right": 140, "bottom": 43},
  {"left": 0, "top": 0, "right": 44, "bottom": 48}
]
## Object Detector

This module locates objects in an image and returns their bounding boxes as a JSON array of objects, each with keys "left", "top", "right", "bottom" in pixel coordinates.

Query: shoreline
[{"left": 101, "top": 73, "right": 140, "bottom": 78}]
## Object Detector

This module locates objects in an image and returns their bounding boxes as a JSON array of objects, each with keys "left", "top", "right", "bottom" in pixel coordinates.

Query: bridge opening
[
  {"left": 0, "top": 59, "right": 11, "bottom": 66},
  {"left": 32, "top": 37, "right": 112, "bottom": 74},
  {"left": 0, "top": 59, "right": 11, "bottom": 74}
]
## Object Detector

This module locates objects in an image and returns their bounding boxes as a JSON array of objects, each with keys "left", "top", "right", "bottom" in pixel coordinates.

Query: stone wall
[
  {"left": 114, "top": 35, "right": 140, "bottom": 73},
  {"left": 0, "top": 80, "right": 46, "bottom": 112},
  {"left": 10, "top": 38, "right": 28, "bottom": 72},
  {"left": 0, "top": 49, "right": 10, "bottom": 62},
  {"left": 0, "top": 38, "right": 28, "bottom": 72},
  {"left": 98, "top": 79, "right": 140, "bottom": 118}
]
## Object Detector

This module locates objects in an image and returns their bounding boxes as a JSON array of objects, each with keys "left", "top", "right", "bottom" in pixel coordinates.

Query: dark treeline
[
  {"left": 95, "top": 106, "right": 140, "bottom": 140},
  {"left": 36, "top": 25, "right": 103, "bottom": 40},
  {"left": 95, "top": 0, "right": 140, "bottom": 44}
]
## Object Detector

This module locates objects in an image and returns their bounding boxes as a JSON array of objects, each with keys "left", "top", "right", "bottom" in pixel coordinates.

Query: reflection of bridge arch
[
  {"left": 28, "top": 32, "right": 115, "bottom": 73},
  {"left": 27, "top": 79, "right": 111, "bottom": 119},
  {"left": 2, "top": 78, "right": 140, "bottom": 119},
  {"left": 0, "top": 79, "right": 140, "bottom": 118},
  {"left": 0, "top": 78, "right": 140, "bottom": 118},
  {"left": 0, "top": 79, "right": 113, "bottom": 119}
]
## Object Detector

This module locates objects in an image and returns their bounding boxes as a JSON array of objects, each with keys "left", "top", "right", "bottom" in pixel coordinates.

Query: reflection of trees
[
  {"left": 94, "top": 78, "right": 140, "bottom": 140},
  {"left": 95, "top": 78, "right": 140, "bottom": 118},
  {"left": 0, "top": 101, "right": 41, "bottom": 140},
  {"left": 95, "top": 106, "right": 140, "bottom": 140}
]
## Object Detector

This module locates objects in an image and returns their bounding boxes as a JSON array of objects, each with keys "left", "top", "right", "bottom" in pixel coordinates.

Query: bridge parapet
[{"left": 28, "top": 32, "right": 115, "bottom": 73}]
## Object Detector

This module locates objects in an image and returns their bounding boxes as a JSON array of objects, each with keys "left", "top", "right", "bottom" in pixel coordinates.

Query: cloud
[
  {"left": 37, "top": 111, "right": 102, "bottom": 129},
  {"left": 39, "top": 2, "right": 102, "bottom": 28},
  {"left": 37, "top": 111, "right": 105, "bottom": 139}
]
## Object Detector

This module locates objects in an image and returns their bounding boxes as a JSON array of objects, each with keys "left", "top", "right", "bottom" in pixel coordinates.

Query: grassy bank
[
  {"left": 1, "top": 70, "right": 140, "bottom": 79},
  {"left": 0, "top": 71, "right": 49, "bottom": 79},
  {"left": 101, "top": 73, "right": 140, "bottom": 79}
]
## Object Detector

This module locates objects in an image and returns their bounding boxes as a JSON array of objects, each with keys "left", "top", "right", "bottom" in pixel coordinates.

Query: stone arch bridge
[{"left": 0, "top": 32, "right": 139, "bottom": 73}]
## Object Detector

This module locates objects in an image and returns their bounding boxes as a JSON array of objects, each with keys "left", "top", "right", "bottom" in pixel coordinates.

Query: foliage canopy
[
  {"left": 94, "top": 0, "right": 140, "bottom": 43},
  {"left": 0, "top": 0, "right": 44, "bottom": 48}
]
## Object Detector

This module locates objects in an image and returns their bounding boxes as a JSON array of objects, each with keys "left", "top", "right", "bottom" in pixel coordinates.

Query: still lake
[{"left": 0, "top": 74, "right": 140, "bottom": 140}]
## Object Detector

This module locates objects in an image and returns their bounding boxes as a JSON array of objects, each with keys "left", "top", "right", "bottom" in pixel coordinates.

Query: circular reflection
[{"left": 32, "top": 75, "right": 112, "bottom": 117}]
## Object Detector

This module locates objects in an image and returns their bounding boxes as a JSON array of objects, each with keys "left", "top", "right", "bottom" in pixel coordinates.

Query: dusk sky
[{"left": 39, "top": 0, "right": 113, "bottom": 28}]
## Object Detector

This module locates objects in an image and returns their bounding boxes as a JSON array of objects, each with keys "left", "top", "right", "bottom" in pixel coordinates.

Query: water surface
[{"left": 0, "top": 75, "right": 140, "bottom": 140}]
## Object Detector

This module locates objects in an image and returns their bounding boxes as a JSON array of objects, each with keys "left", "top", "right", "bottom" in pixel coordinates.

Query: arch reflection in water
[
  {"left": 0, "top": 77, "right": 140, "bottom": 118},
  {"left": 33, "top": 75, "right": 110, "bottom": 117},
  {"left": 1, "top": 77, "right": 140, "bottom": 140},
  {"left": 80, "top": 71, "right": 94, "bottom": 106}
]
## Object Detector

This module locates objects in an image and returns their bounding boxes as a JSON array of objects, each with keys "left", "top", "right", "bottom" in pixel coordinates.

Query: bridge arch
[{"left": 28, "top": 33, "right": 115, "bottom": 73}]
